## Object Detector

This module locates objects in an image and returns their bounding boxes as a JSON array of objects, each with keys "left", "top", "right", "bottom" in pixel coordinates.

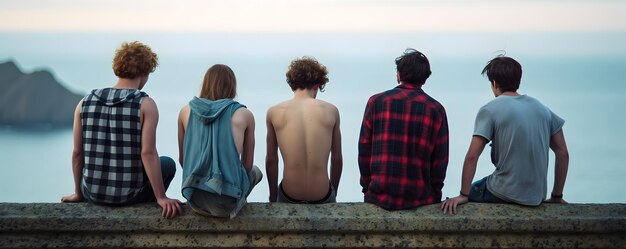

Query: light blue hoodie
[{"left": 181, "top": 97, "right": 250, "bottom": 217}]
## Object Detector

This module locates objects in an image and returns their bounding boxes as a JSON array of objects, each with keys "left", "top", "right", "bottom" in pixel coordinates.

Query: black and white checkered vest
[{"left": 80, "top": 88, "right": 148, "bottom": 204}]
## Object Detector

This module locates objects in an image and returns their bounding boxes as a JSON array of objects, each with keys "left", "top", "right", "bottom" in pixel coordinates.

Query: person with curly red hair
[
  {"left": 61, "top": 41, "right": 182, "bottom": 219},
  {"left": 265, "top": 57, "right": 343, "bottom": 204}
]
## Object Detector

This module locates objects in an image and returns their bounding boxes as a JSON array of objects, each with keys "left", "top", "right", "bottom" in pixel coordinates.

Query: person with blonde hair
[
  {"left": 62, "top": 41, "right": 182, "bottom": 219},
  {"left": 178, "top": 64, "right": 262, "bottom": 218}
]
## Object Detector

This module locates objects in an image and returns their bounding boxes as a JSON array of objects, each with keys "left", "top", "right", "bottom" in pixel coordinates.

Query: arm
[
  {"left": 265, "top": 110, "right": 279, "bottom": 202},
  {"left": 329, "top": 108, "right": 343, "bottom": 192},
  {"left": 240, "top": 108, "right": 255, "bottom": 173},
  {"left": 357, "top": 101, "right": 373, "bottom": 193},
  {"left": 430, "top": 111, "right": 449, "bottom": 199},
  {"left": 177, "top": 105, "right": 190, "bottom": 167},
  {"left": 141, "top": 97, "right": 182, "bottom": 218},
  {"left": 545, "top": 129, "right": 569, "bottom": 204},
  {"left": 441, "top": 136, "right": 487, "bottom": 214},
  {"left": 61, "top": 101, "right": 85, "bottom": 202}
]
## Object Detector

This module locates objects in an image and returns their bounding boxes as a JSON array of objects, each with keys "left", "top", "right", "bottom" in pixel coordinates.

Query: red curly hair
[
  {"left": 112, "top": 41, "right": 158, "bottom": 79},
  {"left": 286, "top": 57, "right": 329, "bottom": 91}
]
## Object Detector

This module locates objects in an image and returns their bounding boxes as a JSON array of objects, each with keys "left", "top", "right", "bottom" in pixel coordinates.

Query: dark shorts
[
  {"left": 277, "top": 182, "right": 336, "bottom": 204},
  {"left": 468, "top": 176, "right": 508, "bottom": 203}
]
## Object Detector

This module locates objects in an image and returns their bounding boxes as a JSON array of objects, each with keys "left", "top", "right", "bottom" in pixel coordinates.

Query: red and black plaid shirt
[{"left": 358, "top": 83, "right": 449, "bottom": 210}]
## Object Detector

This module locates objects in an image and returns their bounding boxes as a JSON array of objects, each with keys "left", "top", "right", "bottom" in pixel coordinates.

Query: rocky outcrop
[{"left": 0, "top": 60, "right": 83, "bottom": 128}]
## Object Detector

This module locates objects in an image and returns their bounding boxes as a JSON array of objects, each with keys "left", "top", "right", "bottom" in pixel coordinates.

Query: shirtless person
[{"left": 266, "top": 57, "right": 343, "bottom": 203}]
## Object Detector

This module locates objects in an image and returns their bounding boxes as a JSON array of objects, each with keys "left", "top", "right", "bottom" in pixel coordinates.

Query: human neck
[
  {"left": 498, "top": 91, "right": 520, "bottom": 97},
  {"left": 293, "top": 88, "right": 318, "bottom": 99},
  {"left": 113, "top": 77, "right": 142, "bottom": 90}
]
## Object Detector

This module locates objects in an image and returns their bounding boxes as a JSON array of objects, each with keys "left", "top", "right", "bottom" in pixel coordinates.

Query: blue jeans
[
  {"left": 84, "top": 156, "right": 176, "bottom": 206},
  {"left": 468, "top": 176, "right": 508, "bottom": 203},
  {"left": 130, "top": 156, "right": 176, "bottom": 203}
]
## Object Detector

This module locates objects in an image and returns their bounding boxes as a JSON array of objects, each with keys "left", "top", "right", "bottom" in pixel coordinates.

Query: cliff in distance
[{"left": 0, "top": 60, "right": 83, "bottom": 128}]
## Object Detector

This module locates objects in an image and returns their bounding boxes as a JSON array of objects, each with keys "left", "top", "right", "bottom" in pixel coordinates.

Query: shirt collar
[{"left": 396, "top": 83, "right": 423, "bottom": 90}]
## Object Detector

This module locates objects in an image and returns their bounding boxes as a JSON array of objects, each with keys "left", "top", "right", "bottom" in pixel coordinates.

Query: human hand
[
  {"left": 157, "top": 197, "right": 184, "bottom": 218},
  {"left": 440, "top": 195, "right": 469, "bottom": 215},
  {"left": 544, "top": 198, "right": 568, "bottom": 204},
  {"left": 61, "top": 193, "right": 84, "bottom": 203}
]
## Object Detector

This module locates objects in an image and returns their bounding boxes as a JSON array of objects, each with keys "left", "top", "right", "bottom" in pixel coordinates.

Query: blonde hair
[{"left": 200, "top": 64, "right": 236, "bottom": 100}]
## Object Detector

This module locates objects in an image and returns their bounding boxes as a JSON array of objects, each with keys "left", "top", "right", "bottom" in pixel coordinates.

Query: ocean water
[{"left": 1, "top": 32, "right": 625, "bottom": 204}]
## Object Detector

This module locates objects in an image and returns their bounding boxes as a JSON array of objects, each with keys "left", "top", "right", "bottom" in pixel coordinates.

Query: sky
[{"left": 0, "top": 0, "right": 625, "bottom": 33}]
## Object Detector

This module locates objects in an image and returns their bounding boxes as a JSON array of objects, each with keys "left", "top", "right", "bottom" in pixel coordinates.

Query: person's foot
[{"left": 61, "top": 193, "right": 84, "bottom": 203}]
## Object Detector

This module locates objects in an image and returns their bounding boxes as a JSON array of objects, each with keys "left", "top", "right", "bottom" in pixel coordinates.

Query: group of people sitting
[{"left": 61, "top": 41, "right": 569, "bottom": 219}]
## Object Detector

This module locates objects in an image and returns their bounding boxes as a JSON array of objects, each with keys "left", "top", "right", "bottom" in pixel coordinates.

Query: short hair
[
  {"left": 481, "top": 56, "right": 522, "bottom": 92},
  {"left": 200, "top": 64, "right": 237, "bottom": 100},
  {"left": 112, "top": 41, "right": 158, "bottom": 79},
  {"left": 286, "top": 57, "right": 329, "bottom": 91},
  {"left": 395, "top": 48, "right": 431, "bottom": 85}
]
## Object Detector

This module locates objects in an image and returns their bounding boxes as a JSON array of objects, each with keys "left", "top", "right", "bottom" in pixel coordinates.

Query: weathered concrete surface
[{"left": 1, "top": 202, "right": 624, "bottom": 248}]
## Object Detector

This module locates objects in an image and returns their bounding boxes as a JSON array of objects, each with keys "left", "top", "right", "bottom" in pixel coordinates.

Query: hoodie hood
[
  {"left": 91, "top": 88, "right": 146, "bottom": 106},
  {"left": 189, "top": 97, "right": 245, "bottom": 124}
]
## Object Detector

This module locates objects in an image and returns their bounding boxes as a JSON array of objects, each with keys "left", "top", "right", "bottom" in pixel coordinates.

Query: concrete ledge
[{"left": 1, "top": 202, "right": 625, "bottom": 248}]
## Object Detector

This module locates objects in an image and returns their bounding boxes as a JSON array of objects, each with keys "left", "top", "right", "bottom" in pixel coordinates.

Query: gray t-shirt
[{"left": 474, "top": 95, "right": 564, "bottom": 206}]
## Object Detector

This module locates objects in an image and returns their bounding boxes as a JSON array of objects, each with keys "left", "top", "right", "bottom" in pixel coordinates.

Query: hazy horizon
[{"left": 1, "top": 0, "right": 624, "bottom": 33}]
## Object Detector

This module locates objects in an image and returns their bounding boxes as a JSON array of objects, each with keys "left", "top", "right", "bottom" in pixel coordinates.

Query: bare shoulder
[
  {"left": 314, "top": 99, "right": 339, "bottom": 113},
  {"left": 267, "top": 100, "right": 290, "bottom": 115},
  {"left": 74, "top": 99, "right": 84, "bottom": 112},
  {"left": 234, "top": 106, "right": 254, "bottom": 120},
  {"left": 179, "top": 104, "right": 190, "bottom": 116},
  {"left": 140, "top": 96, "right": 158, "bottom": 117},
  {"left": 141, "top": 96, "right": 157, "bottom": 108},
  {"left": 179, "top": 104, "right": 190, "bottom": 113},
  {"left": 271, "top": 99, "right": 293, "bottom": 108},
  {"left": 178, "top": 104, "right": 190, "bottom": 121}
]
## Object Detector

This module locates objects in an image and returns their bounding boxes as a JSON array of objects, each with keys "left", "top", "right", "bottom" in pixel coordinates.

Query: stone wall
[{"left": 1, "top": 202, "right": 624, "bottom": 248}]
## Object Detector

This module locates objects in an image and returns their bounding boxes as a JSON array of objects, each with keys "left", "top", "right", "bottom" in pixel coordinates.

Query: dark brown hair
[
  {"left": 286, "top": 57, "right": 329, "bottom": 91},
  {"left": 395, "top": 48, "right": 431, "bottom": 85},
  {"left": 112, "top": 41, "right": 158, "bottom": 79},
  {"left": 200, "top": 64, "right": 237, "bottom": 100},
  {"left": 482, "top": 55, "right": 522, "bottom": 92}
]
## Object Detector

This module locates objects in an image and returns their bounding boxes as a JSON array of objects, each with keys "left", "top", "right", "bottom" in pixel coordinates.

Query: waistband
[{"left": 279, "top": 182, "right": 333, "bottom": 204}]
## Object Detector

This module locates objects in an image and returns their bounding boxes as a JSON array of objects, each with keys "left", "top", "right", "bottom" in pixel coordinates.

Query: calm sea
[{"left": 1, "top": 32, "right": 625, "bottom": 203}]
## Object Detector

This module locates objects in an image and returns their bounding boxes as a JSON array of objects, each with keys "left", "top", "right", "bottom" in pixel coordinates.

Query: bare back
[{"left": 267, "top": 97, "right": 340, "bottom": 201}]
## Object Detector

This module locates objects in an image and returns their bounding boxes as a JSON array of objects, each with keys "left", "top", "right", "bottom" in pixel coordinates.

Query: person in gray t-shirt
[{"left": 441, "top": 56, "right": 570, "bottom": 214}]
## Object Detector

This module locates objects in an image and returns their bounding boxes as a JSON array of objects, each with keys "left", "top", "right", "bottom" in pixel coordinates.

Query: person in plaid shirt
[
  {"left": 61, "top": 41, "right": 182, "bottom": 218},
  {"left": 358, "top": 48, "right": 449, "bottom": 210}
]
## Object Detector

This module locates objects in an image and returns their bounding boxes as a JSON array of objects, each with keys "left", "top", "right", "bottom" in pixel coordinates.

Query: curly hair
[
  {"left": 112, "top": 41, "right": 158, "bottom": 79},
  {"left": 286, "top": 57, "right": 329, "bottom": 91},
  {"left": 200, "top": 64, "right": 237, "bottom": 100}
]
